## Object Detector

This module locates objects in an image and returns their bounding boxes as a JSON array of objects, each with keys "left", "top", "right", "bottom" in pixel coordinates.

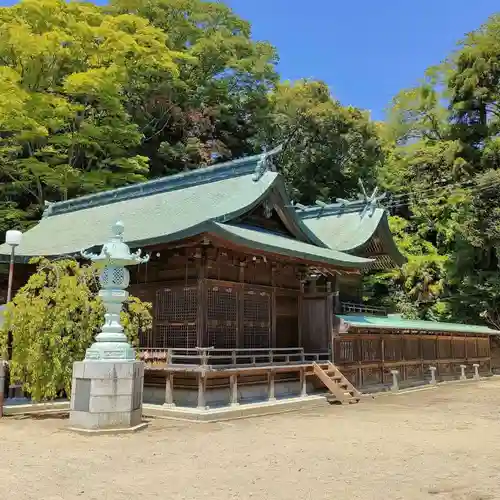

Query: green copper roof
[
  {"left": 0, "top": 149, "right": 366, "bottom": 270},
  {"left": 298, "top": 201, "right": 406, "bottom": 267},
  {"left": 210, "top": 223, "right": 372, "bottom": 269},
  {"left": 339, "top": 314, "right": 500, "bottom": 335},
  {"left": 0, "top": 153, "right": 283, "bottom": 259}
]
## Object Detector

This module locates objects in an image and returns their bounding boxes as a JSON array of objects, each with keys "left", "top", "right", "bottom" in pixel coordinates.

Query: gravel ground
[{"left": 1, "top": 380, "right": 500, "bottom": 500}]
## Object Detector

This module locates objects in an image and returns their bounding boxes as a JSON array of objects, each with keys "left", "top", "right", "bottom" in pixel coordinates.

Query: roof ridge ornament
[
  {"left": 252, "top": 144, "right": 284, "bottom": 182},
  {"left": 358, "top": 179, "right": 387, "bottom": 218}
]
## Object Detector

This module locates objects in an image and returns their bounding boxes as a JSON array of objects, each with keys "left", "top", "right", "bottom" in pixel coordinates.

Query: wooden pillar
[
  {"left": 332, "top": 274, "right": 341, "bottom": 314},
  {"left": 419, "top": 336, "right": 424, "bottom": 378},
  {"left": 197, "top": 373, "right": 207, "bottom": 409},
  {"left": 163, "top": 372, "right": 175, "bottom": 407},
  {"left": 300, "top": 368, "right": 307, "bottom": 398},
  {"left": 401, "top": 335, "right": 406, "bottom": 381},
  {"left": 326, "top": 281, "right": 334, "bottom": 359},
  {"left": 196, "top": 248, "right": 206, "bottom": 347},
  {"left": 230, "top": 374, "right": 239, "bottom": 406},
  {"left": 268, "top": 370, "right": 276, "bottom": 401},
  {"left": 271, "top": 265, "right": 277, "bottom": 348},
  {"left": 380, "top": 336, "right": 385, "bottom": 381},
  {"left": 237, "top": 262, "right": 245, "bottom": 349},
  {"left": 298, "top": 280, "right": 304, "bottom": 348}
]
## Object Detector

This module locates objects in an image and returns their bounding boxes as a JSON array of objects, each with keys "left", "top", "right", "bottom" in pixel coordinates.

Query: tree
[
  {"left": 370, "top": 13, "right": 500, "bottom": 326},
  {"left": 109, "top": 0, "right": 278, "bottom": 175},
  {"left": 0, "top": 0, "right": 279, "bottom": 234},
  {"left": 0, "top": 258, "right": 152, "bottom": 401},
  {"left": 259, "top": 80, "right": 383, "bottom": 203},
  {"left": 0, "top": 0, "right": 181, "bottom": 230},
  {"left": 448, "top": 14, "right": 500, "bottom": 147}
]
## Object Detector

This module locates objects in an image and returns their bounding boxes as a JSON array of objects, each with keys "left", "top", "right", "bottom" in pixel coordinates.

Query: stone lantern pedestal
[
  {"left": 69, "top": 360, "right": 145, "bottom": 432},
  {"left": 68, "top": 222, "right": 149, "bottom": 434}
]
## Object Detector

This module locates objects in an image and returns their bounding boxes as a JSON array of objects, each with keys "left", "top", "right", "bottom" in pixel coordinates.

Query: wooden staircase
[{"left": 312, "top": 362, "right": 362, "bottom": 404}]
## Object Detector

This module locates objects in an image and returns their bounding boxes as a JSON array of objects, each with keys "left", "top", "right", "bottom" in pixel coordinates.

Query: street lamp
[{"left": 5, "top": 230, "right": 22, "bottom": 303}]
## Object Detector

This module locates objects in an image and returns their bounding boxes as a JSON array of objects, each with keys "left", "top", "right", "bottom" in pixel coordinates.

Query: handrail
[
  {"left": 341, "top": 301, "right": 388, "bottom": 316},
  {"left": 138, "top": 347, "right": 330, "bottom": 368}
]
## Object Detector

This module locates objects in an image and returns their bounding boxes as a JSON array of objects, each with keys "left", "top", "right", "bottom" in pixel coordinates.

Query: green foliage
[
  {"left": 365, "top": 216, "right": 450, "bottom": 320},
  {"left": 0, "top": 258, "right": 152, "bottom": 401},
  {"left": 0, "top": 0, "right": 277, "bottom": 232},
  {"left": 259, "top": 80, "right": 383, "bottom": 203},
  {"left": 369, "top": 13, "right": 500, "bottom": 327},
  {"left": 110, "top": 0, "right": 278, "bottom": 175},
  {"left": 2, "top": 0, "right": 500, "bottom": 332}
]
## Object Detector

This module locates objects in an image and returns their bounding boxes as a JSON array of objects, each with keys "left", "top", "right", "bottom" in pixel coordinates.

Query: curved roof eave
[
  {"left": 335, "top": 210, "right": 406, "bottom": 266},
  {"left": 375, "top": 213, "right": 407, "bottom": 267},
  {"left": 298, "top": 204, "right": 407, "bottom": 267},
  {"left": 207, "top": 221, "right": 373, "bottom": 270},
  {"left": 271, "top": 178, "right": 330, "bottom": 247}
]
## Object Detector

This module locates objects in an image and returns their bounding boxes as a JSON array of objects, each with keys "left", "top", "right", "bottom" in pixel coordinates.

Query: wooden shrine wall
[
  {"left": 132, "top": 279, "right": 305, "bottom": 350},
  {"left": 334, "top": 331, "right": 491, "bottom": 387},
  {"left": 128, "top": 244, "right": 308, "bottom": 350}
]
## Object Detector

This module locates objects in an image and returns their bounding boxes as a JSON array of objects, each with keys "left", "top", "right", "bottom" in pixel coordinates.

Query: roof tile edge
[
  {"left": 296, "top": 199, "right": 384, "bottom": 219},
  {"left": 44, "top": 150, "right": 280, "bottom": 218}
]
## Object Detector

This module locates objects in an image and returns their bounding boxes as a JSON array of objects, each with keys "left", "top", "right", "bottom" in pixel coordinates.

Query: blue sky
[
  {"left": 1, "top": 0, "right": 498, "bottom": 120},
  {"left": 225, "top": 0, "right": 499, "bottom": 120}
]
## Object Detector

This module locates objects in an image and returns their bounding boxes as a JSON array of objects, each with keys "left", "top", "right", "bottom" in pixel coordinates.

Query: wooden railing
[
  {"left": 139, "top": 347, "right": 330, "bottom": 369},
  {"left": 340, "top": 301, "right": 388, "bottom": 316}
]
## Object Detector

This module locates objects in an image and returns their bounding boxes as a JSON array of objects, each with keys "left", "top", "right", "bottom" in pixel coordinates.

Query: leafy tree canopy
[{"left": 369, "top": 13, "right": 500, "bottom": 327}]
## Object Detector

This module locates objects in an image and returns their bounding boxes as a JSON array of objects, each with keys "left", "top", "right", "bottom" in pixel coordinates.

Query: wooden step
[{"left": 312, "top": 362, "right": 362, "bottom": 405}]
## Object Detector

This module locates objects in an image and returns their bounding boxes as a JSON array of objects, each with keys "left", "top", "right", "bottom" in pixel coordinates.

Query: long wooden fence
[{"left": 334, "top": 332, "right": 491, "bottom": 387}]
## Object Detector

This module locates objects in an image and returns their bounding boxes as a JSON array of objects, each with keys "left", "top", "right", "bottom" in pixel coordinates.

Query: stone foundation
[
  {"left": 69, "top": 360, "right": 145, "bottom": 431},
  {"left": 143, "top": 380, "right": 317, "bottom": 408}
]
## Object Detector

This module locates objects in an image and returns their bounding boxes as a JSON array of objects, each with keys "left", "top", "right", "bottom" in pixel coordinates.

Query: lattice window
[
  {"left": 467, "top": 338, "right": 478, "bottom": 357},
  {"left": 362, "top": 339, "right": 381, "bottom": 361},
  {"left": 154, "top": 286, "right": 197, "bottom": 348},
  {"left": 384, "top": 337, "right": 402, "bottom": 361},
  {"left": 207, "top": 285, "right": 238, "bottom": 348},
  {"left": 337, "top": 340, "right": 354, "bottom": 362},
  {"left": 453, "top": 338, "right": 466, "bottom": 358},
  {"left": 243, "top": 288, "right": 270, "bottom": 348}
]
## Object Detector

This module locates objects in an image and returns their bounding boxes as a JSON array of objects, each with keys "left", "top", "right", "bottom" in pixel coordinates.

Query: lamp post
[{"left": 5, "top": 230, "right": 22, "bottom": 304}]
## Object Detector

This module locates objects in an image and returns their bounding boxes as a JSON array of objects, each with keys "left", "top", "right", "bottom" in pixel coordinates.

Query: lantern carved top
[{"left": 81, "top": 221, "right": 150, "bottom": 267}]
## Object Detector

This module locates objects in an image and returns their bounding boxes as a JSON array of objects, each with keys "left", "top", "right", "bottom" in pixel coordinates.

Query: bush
[{"left": 0, "top": 258, "right": 152, "bottom": 401}]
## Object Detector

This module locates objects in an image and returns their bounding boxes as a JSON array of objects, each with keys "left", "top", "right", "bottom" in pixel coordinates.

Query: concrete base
[
  {"left": 67, "top": 421, "right": 149, "bottom": 436},
  {"left": 143, "top": 380, "right": 315, "bottom": 407},
  {"left": 69, "top": 360, "right": 144, "bottom": 431},
  {"left": 4, "top": 401, "right": 69, "bottom": 416},
  {"left": 143, "top": 394, "right": 328, "bottom": 422}
]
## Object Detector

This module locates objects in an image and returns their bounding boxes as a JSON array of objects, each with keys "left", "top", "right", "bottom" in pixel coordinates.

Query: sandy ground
[{"left": 1, "top": 380, "right": 500, "bottom": 500}]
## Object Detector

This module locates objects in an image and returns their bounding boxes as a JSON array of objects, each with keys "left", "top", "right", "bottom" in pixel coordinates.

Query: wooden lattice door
[
  {"left": 154, "top": 285, "right": 198, "bottom": 348},
  {"left": 206, "top": 284, "right": 238, "bottom": 348},
  {"left": 243, "top": 288, "right": 271, "bottom": 348}
]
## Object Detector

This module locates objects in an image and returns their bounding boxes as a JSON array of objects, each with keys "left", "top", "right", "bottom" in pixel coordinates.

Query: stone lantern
[{"left": 69, "top": 221, "right": 150, "bottom": 433}]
